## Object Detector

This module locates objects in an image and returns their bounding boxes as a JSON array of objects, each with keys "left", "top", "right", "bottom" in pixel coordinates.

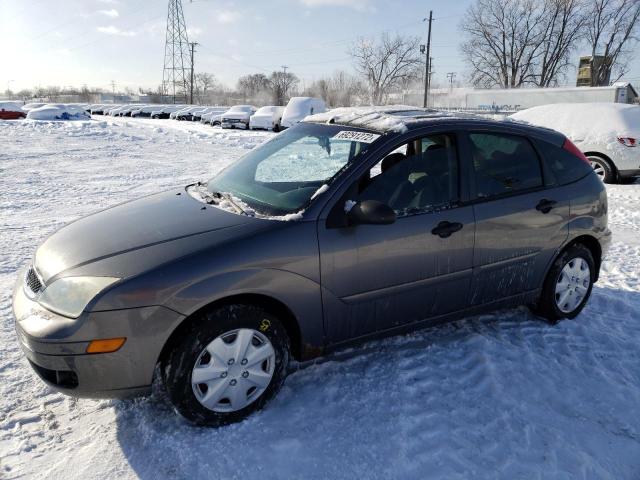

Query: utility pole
[
  {"left": 110, "top": 80, "right": 116, "bottom": 102},
  {"left": 189, "top": 41, "right": 198, "bottom": 104},
  {"left": 422, "top": 11, "right": 433, "bottom": 108},
  {"left": 447, "top": 72, "right": 456, "bottom": 93},
  {"left": 281, "top": 65, "right": 289, "bottom": 74}
]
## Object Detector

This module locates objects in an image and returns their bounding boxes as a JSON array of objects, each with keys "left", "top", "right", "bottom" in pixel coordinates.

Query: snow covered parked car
[
  {"left": 0, "top": 102, "right": 26, "bottom": 120},
  {"left": 26, "top": 104, "right": 91, "bottom": 121},
  {"left": 511, "top": 103, "right": 640, "bottom": 183},
  {"left": 280, "top": 97, "right": 326, "bottom": 129},
  {"left": 201, "top": 108, "right": 227, "bottom": 125},
  {"left": 176, "top": 106, "right": 208, "bottom": 121},
  {"left": 221, "top": 105, "right": 257, "bottom": 129},
  {"left": 151, "top": 105, "right": 185, "bottom": 119},
  {"left": 250, "top": 106, "right": 285, "bottom": 131},
  {"left": 14, "top": 107, "right": 610, "bottom": 427},
  {"left": 131, "top": 105, "right": 162, "bottom": 118}
]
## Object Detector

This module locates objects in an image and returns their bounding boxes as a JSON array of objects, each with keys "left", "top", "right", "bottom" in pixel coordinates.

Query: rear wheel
[
  {"left": 163, "top": 304, "right": 290, "bottom": 427},
  {"left": 587, "top": 155, "right": 616, "bottom": 184},
  {"left": 533, "top": 244, "right": 595, "bottom": 323}
]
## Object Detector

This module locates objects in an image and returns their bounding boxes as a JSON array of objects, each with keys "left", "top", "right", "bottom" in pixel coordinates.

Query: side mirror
[{"left": 348, "top": 200, "right": 396, "bottom": 225}]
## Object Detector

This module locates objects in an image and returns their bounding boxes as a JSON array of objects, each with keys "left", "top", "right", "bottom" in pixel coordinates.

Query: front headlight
[{"left": 38, "top": 276, "right": 120, "bottom": 318}]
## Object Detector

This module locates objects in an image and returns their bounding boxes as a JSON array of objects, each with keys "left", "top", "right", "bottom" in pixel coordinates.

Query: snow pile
[
  {"left": 510, "top": 103, "right": 640, "bottom": 142},
  {"left": 26, "top": 104, "right": 91, "bottom": 121},
  {"left": 2, "top": 118, "right": 640, "bottom": 479}
]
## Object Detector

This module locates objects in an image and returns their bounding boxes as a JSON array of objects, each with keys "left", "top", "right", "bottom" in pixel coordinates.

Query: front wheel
[
  {"left": 163, "top": 304, "right": 290, "bottom": 427},
  {"left": 532, "top": 244, "right": 595, "bottom": 323}
]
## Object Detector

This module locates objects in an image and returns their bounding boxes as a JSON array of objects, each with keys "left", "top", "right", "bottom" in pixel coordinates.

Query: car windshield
[
  {"left": 229, "top": 106, "right": 251, "bottom": 113},
  {"left": 207, "top": 123, "right": 380, "bottom": 216},
  {"left": 256, "top": 107, "right": 276, "bottom": 114}
]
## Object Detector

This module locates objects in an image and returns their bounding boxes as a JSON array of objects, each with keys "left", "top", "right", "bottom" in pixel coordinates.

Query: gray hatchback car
[{"left": 14, "top": 107, "right": 611, "bottom": 426}]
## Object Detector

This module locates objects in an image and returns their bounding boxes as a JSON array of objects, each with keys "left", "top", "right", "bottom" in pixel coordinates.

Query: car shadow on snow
[{"left": 114, "top": 286, "right": 640, "bottom": 480}]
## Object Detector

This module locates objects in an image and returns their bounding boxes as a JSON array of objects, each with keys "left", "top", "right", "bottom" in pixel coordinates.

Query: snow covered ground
[{"left": 1, "top": 118, "right": 640, "bottom": 479}]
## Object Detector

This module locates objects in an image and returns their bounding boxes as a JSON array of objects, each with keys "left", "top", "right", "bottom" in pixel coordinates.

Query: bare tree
[
  {"left": 268, "top": 71, "right": 299, "bottom": 105},
  {"left": 306, "top": 71, "right": 366, "bottom": 107},
  {"left": 535, "top": 0, "right": 586, "bottom": 86},
  {"left": 348, "top": 33, "right": 422, "bottom": 104},
  {"left": 461, "top": 0, "right": 587, "bottom": 88},
  {"left": 237, "top": 73, "right": 270, "bottom": 101},
  {"left": 195, "top": 73, "right": 219, "bottom": 103},
  {"left": 587, "top": 0, "right": 640, "bottom": 85}
]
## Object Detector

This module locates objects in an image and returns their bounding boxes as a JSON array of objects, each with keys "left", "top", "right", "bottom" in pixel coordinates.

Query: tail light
[
  {"left": 563, "top": 138, "right": 590, "bottom": 166},
  {"left": 617, "top": 137, "right": 637, "bottom": 147}
]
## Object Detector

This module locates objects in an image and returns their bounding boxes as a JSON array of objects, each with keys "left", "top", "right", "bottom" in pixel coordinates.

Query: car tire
[
  {"left": 163, "top": 304, "right": 290, "bottom": 427},
  {"left": 532, "top": 244, "right": 595, "bottom": 323},
  {"left": 587, "top": 155, "right": 617, "bottom": 184},
  {"left": 273, "top": 124, "right": 280, "bottom": 133}
]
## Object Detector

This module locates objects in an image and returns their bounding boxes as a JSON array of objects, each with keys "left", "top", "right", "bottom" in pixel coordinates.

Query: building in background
[
  {"left": 401, "top": 82, "right": 638, "bottom": 113},
  {"left": 576, "top": 55, "right": 612, "bottom": 87}
]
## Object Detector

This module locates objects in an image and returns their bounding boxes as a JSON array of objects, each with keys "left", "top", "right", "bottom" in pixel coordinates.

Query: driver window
[{"left": 358, "top": 134, "right": 459, "bottom": 216}]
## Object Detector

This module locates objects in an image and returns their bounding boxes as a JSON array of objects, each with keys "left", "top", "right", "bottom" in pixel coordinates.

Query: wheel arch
[
  {"left": 551, "top": 234, "right": 603, "bottom": 283},
  {"left": 584, "top": 151, "right": 618, "bottom": 180},
  {"left": 157, "top": 293, "right": 305, "bottom": 371}
]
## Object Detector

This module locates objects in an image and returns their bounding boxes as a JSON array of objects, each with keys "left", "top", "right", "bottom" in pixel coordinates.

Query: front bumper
[
  {"left": 13, "top": 279, "right": 184, "bottom": 398},
  {"left": 221, "top": 119, "right": 248, "bottom": 129}
]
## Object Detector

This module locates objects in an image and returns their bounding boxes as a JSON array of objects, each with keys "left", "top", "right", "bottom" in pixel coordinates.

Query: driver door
[{"left": 318, "top": 132, "right": 475, "bottom": 344}]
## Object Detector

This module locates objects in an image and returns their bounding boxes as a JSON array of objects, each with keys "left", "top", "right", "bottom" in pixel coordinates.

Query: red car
[{"left": 0, "top": 102, "right": 26, "bottom": 120}]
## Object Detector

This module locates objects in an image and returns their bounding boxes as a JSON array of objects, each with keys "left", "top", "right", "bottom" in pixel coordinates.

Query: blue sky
[{"left": 1, "top": 0, "right": 638, "bottom": 93}]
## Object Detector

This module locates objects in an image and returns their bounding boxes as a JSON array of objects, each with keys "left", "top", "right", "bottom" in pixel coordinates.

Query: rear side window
[
  {"left": 469, "top": 132, "right": 543, "bottom": 198},
  {"left": 534, "top": 139, "right": 593, "bottom": 185}
]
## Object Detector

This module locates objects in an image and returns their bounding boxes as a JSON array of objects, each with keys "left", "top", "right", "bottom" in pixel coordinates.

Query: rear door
[
  {"left": 318, "top": 131, "right": 475, "bottom": 343},
  {"left": 465, "top": 130, "right": 569, "bottom": 305}
]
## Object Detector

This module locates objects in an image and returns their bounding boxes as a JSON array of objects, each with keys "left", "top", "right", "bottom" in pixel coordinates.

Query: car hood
[{"left": 34, "top": 188, "right": 252, "bottom": 283}]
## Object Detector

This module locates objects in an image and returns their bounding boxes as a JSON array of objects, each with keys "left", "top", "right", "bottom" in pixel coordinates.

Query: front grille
[{"left": 25, "top": 267, "right": 43, "bottom": 297}]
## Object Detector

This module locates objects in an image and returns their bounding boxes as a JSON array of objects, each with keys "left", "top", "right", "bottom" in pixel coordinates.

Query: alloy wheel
[{"left": 588, "top": 158, "right": 606, "bottom": 181}]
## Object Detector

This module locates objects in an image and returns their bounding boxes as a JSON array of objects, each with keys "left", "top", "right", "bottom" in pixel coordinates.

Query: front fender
[{"left": 166, "top": 268, "right": 325, "bottom": 353}]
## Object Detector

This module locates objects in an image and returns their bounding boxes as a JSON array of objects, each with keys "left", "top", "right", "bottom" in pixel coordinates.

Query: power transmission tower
[
  {"left": 162, "top": 0, "right": 191, "bottom": 104},
  {"left": 189, "top": 42, "right": 198, "bottom": 104}
]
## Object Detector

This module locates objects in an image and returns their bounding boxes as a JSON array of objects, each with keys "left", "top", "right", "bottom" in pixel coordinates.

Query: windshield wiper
[
  {"left": 216, "top": 191, "right": 247, "bottom": 215},
  {"left": 195, "top": 183, "right": 247, "bottom": 215}
]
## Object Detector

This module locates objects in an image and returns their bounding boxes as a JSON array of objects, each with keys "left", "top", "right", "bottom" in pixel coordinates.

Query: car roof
[{"left": 303, "top": 105, "right": 565, "bottom": 144}]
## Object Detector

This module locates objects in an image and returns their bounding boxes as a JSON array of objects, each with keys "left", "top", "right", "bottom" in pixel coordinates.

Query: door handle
[
  {"left": 431, "top": 221, "right": 463, "bottom": 238},
  {"left": 536, "top": 199, "right": 557, "bottom": 214}
]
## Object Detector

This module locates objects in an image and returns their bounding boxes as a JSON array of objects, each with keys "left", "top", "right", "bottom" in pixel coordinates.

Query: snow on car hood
[{"left": 34, "top": 189, "right": 250, "bottom": 282}]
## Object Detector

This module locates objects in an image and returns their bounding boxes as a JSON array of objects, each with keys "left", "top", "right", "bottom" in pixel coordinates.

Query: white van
[{"left": 280, "top": 97, "right": 326, "bottom": 129}]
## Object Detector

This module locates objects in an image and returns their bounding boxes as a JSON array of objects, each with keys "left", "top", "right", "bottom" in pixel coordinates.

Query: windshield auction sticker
[{"left": 333, "top": 130, "right": 381, "bottom": 143}]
